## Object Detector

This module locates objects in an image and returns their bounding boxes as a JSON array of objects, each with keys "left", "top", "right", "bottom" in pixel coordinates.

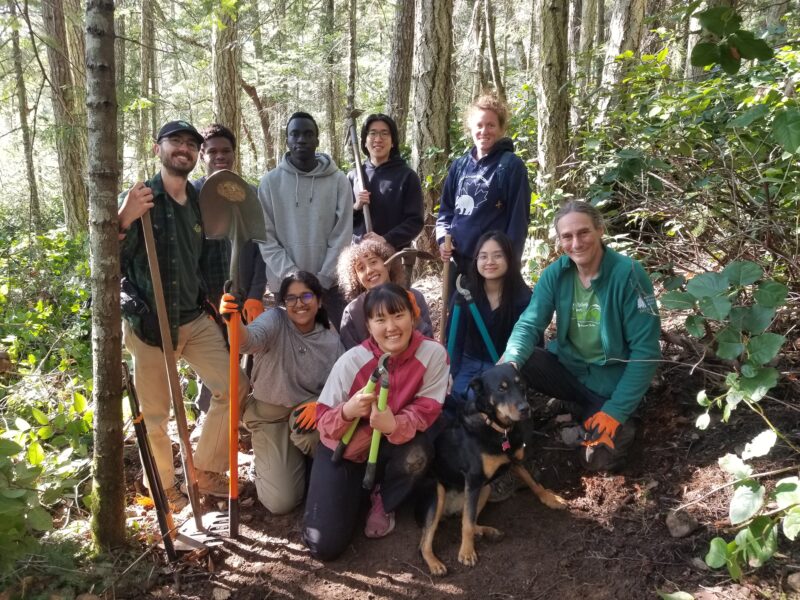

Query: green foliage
[{"left": 690, "top": 7, "right": 774, "bottom": 74}]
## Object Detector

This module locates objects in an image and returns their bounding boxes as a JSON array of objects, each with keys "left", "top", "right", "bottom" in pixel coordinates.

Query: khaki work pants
[{"left": 123, "top": 314, "right": 249, "bottom": 489}]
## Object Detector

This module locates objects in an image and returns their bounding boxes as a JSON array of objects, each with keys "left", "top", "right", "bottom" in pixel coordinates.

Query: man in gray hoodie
[{"left": 258, "top": 112, "right": 353, "bottom": 328}]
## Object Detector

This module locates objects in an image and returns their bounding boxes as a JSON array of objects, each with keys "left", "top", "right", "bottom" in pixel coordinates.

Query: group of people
[{"left": 118, "top": 94, "right": 661, "bottom": 563}]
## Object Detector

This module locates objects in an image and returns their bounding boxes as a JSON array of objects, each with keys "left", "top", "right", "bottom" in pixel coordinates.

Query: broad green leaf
[
  {"left": 0, "top": 488, "right": 29, "bottom": 499},
  {"left": 73, "top": 391, "right": 87, "bottom": 413},
  {"left": 14, "top": 418, "right": 31, "bottom": 432},
  {"left": 741, "top": 430, "right": 777, "bottom": 460},
  {"left": 699, "top": 295, "right": 732, "bottom": 320},
  {"left": 718, "top": 453, "right": 752, "bottom": 479},
  {"left": 687, "top": 272, "right": 729, "bottom": 298},
  {"left": 729, "top": 305, "right": 775, "bottom": 334},
  {"left": 36, "top": 426, "right": 53, "bottom": 440},
  {"left": 747, "top": 333, "right": 785, "bottom": 364},
  {"left": 26, "top": 506, "right": 53, "bottom": 532},
  {"left": 718, "top": 43, "right": 742, "bottom": 74},
  {"left": 782, "top": 506, "right": 800, "bottom": 540},
  {"left": 30, "top": 408, "right": 49, "bottom": 426},
  {"left": 736, "top": 516, "right": 777, "bottom": 567},
  {"left": 741, "top": 363, "right": 757, "bottom": 378},
  {"left": 685, "top": 315, "right": 705, "bottom": 337},
  {"left": 0, "top": 439, "right": 23, "bottom": 457},
  {"left": 730, "top": 481, "right": 765, "bottom": 525},
  {"left": 696, "top": 390, "right": 710, "bottom": 407},
  {"left": 705, "top": 537, "right": 729, "bottom": 568},
  {"left": 731, "top": 31, "right": 774, "bottom": 61},
  {"left": 727, "top": 105, "right": 769, "bottom": 128},
  {"left": 754, "top": 281, "right": 788, "bottom": 308},
  {"left": 696, "top": 6, "right": 742, "bottom": 37},
  {"left": 723, "top": 261, "right": 762, "bottom": 286},
  {"left": 690, "top": 42, "right": 720, "bottom": 67},
  {"left": 738, "top": 367, "right": 778, "bottom": 401},
  {"left": 696, "top": 413, "right": 711, "bottom": 430},
  {"left": 661, "top": 291, "right": 695, "bottom": 310},
  {"left": 772, "top": 109, "right": 800, "bottom": 154},
  {"left": 774, "top": 477, "right": 800, "bottom": 510},
  {"left": 727, "top": 554, "right": 742, "bottom": 581},
  {"left": 715, "top": 327, "right": 744, "bottom": 360},
  {"left": 26, "top": 442, "right": 44, "bottom": 466},
  {"left": 657, "top": 592, "right": 694, "bottom": 600},
  {"left": 663, "top": 275, "right": 686, "bottom": 291}
]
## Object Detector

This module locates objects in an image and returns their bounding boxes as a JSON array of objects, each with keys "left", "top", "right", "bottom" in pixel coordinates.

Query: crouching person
[
  {"left": 221, "top": 271, "right": 344, "bottom": 514},
  {"left": 501, "top": 200, "right": 661, "bottom": 471},
  {"left": 302, "top": 283, "right": 448, "bottom": 561}
]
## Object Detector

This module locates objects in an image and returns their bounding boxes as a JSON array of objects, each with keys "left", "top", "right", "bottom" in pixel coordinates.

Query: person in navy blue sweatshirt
[
  {"left": 435, "top": 95, "right": 531, "bottom": 278},
  {"left": 348, "top": 114, "right": 424, "bottom": 251},
  {"left": 445, "top": 231, "right": 531, "bottom": 402}
]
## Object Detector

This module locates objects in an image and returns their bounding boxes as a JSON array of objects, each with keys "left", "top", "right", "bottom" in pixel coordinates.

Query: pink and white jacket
[{"left": 317, "top": 331, "right": 448, "bottom": 463}]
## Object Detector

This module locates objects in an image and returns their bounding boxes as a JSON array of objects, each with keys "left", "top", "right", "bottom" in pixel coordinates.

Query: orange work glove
[
  {"left": 243, "top": 298, "right": 265, "bottom": 322},
  {"left": 219, "top": 292, "right": 243, "bottom": 321},
  {"left": 582, "top": 411, "right": 620, "bottom": 449},
  {"left": 292, "top": 402, "right": 318, "bottom": 434}
]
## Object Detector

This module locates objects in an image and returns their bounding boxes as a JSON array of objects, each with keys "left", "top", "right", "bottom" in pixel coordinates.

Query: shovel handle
[
  {"left": 331, "top": 376, "right": 378, "bottom": 464},
  {"left": 228, "top": 312, "right": 240, "bottom": 539},
  {"left": 439, "top": 234, "right": 452, "bottom": 344}
]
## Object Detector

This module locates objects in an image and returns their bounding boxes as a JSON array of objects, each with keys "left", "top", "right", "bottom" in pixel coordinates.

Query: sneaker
[
  {"left": 364, "top": 488, "right": 395, "bottom": 538},
  {"left": 488, "top": 470, "right": 516, "bottom": 503},
  {"left": 163, "top": 485, "right": 189, "bottom": 512},
  {"left": 196, "top": 469, "right": 229, "bottom": 498}
]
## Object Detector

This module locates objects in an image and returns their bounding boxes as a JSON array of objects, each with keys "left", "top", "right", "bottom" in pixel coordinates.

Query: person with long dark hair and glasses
[{"left": 220, "top": 271, "right": 344, "bottom": 514}]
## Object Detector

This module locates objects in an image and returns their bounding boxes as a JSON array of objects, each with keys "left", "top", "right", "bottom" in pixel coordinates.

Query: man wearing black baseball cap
[{"left": 118, "top": 119, "right": 249, "bottom": 511}]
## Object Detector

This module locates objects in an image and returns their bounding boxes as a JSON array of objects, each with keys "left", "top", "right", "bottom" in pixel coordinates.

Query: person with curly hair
[{"left": 337, "top": 239, "right": 432, "bottom": 349}]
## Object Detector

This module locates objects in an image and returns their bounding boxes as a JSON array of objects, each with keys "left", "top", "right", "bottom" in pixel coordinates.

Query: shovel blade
[{"left": 198, "top": 170, "right": 267, "bottom": 243}]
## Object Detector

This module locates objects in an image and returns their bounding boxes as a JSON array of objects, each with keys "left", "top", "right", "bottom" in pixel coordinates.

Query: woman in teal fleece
[{"left": 502, "top": 201, "right": 661, "bottom": 471}]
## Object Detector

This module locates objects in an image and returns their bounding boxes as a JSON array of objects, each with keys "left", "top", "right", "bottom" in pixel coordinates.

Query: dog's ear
[{"left": 468, "top": 376, "right": 485, "bottom": 399}]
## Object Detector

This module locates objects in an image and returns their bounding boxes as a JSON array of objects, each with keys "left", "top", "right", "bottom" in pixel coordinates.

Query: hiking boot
[
  {"left": 163, "top": 485, "right": 189, "bottom": 512},
  {"left": 488, "top": 470, "right": 516, "bottom": 503},
  {"left": 196, "top": 470, "right": 229, "bottom": 497},
  {"left": 365, "top": 488, "right": 395, "bottom": 538}
]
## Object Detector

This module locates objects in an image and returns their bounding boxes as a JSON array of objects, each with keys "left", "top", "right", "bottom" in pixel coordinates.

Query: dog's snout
[{"left": 518, "top": 403, "right": 531, "bottom": 419}]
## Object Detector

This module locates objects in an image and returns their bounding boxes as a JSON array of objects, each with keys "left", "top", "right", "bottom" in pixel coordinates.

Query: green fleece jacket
[{"left": 504, "top": 247, "right": 661, "bottom": 423}]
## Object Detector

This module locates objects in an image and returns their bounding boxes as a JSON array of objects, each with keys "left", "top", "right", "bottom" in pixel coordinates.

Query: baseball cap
[{"left": 156, "top": 120, "right": 203, "bottom": 145}]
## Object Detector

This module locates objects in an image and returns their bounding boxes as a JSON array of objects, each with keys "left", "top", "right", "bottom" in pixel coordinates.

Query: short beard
[{"left": 161, "top": 157, "right": 194, "bottom": 178}]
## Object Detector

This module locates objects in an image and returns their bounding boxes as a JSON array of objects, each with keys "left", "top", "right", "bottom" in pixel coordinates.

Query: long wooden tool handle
[
  {"left": 141, "top": 211, "right": 203, "bottom": 529},
  {"left": 227, "top": 313, "right": 240, "bottom": 538},
  {"left": 438, "top": 234, "right": 452, "bottom": 343},
  {"left": 349, "top": 121, "right": 372, "bottom": 232}
]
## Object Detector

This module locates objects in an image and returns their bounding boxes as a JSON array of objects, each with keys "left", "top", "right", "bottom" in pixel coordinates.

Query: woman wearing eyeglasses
[
  {"left": 349, "top": 114, "right": 424, "bottom": 250},
  {"left": 220, "top": 270, "right": 344, "bottom": 514}
]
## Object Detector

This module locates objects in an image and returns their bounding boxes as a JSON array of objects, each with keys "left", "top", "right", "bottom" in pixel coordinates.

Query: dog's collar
[{"left": 479, "top": 412, "right": 515, "bottom": 454}]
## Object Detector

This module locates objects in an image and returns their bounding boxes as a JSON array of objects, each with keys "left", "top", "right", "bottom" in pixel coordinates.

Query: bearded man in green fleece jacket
[{"left": 502, "top": 200, "right": 661, "bottom": 471}]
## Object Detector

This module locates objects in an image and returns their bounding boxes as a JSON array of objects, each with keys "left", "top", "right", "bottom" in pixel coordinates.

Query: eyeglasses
[
  {"left": 162, "top": 136, "right": 200, "bottom": 151},
  {"left": 367, "top": 130, "right": 391, "bottom": 139},
  {"left": 283, "top": 292, "right": 315, "bottom": 307}
]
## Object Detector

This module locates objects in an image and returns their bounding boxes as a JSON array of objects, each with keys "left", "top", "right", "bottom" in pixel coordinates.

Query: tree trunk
[
  {"left": 411, "top": 0, "right": 454, "bottom": 225},
  {"left": 594, "top": 0, "right": 646, "bottom": 125},
  {"left": 136, "top": 0, "right": 155, "bottom": 178},
  {"left": 86, "top": 0, "right": 125, "bottom": 550},
  {"left": 575, "top": 0, "right": 598, "bottom": 123},
  {"left": 42, "top": 0, "right": 88, "bottom": 233},
  {"left": 386, "top": 0, "right": 415, "bottom": 145},
  {"left": 484, "top": 0, "right": 506, "bottom": 101},
  {"left": 115, "top": 11, "right": 125, "bottom": 188},
  {"left": 534, "top": 0, "right": 570, "bottom": 197},
  {"left": 323, "top": 0, "right": 340, "bottom": 164},
  {"left": 594, "top": 0, "right": 604, "bottom": 88},
  {"left": 9, "top": 0, "right": 41, "bottom": 233},
  {"left": 346, "top": 0, "right": 357, "bottom": 113},
  {"left": 63, "top": 0, "right": 86, "bottom": 110},
  {"left": 469, "top": 0, "right": 486, "bottom": 100},
  {"left": 242, "top": 80, "right": 275, "bottom": 170},
  {"left": 212, "top": 4, "right": 242, "bottom": 172},
  {"left": 527, "top": 0, "right": 536, "bottom": 100},
  {"left": 568, "top": 0, "right": 583, "bottom": 127}
]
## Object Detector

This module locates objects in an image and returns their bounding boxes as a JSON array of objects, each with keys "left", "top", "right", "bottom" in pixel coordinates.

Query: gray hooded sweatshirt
[{"left": 258, "top": 152, "right": 353, "bottom": 292}]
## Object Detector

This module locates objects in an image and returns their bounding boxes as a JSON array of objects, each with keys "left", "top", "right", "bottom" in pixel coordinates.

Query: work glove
[
  {"left": 243, "top": 298, "right": 265, "bottom": 322},
  {"left": 219, "top": 291, "right": 244, "bottom": 321},
  {"left": 582, "top": 411, "right": 620, "bottom": 449},
  {"left": 292, "top": 401, "right": 318, "bottom": 434}
]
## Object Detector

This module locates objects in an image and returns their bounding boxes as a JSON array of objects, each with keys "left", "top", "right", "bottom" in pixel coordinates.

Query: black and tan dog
[{"left": 418, "top": 363, "right": 566, "bottom": 576}]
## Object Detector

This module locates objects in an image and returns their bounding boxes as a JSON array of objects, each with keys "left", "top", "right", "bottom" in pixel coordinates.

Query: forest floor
[{"left": 14, "top": 276, "right": 800, "bottom": 600}]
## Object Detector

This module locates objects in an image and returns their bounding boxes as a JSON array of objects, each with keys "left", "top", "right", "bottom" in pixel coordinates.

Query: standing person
[
  {"left": 501, "top": 201, "right": 661, "bottom": 472},
  {"left": 118, "top": 120, "right": 249, "bottom": 510},
  {"left": 258, "top": 112, "right": 353, "bottom": 328},
  {"left": 192, "top": 123, "right": 267, "bottom": 415},
  {"left": 220, "top": 271, "right": 344, "bottom": 514},
  {"left": 435, "top": 95, "right": 531, "bottom": 282},
  {"left": 303, "top": 283, "right": 448, "bottom": 561},
  {"left": 349, "top": 114, "right": 424, "bottom": 250},
  {"left": 337, "top": 238, "right": 432, "bottom": 349},
  {"left": 446, "top": 231, "right": 531, "bottom": 402}
]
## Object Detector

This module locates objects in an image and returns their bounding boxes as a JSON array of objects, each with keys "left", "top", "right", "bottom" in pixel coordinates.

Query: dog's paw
[
  {"left": 426, "top": 558, "right": 448, "bottom": 577},
  {"left": 475, "top": 525, "right": 504, "bottom": 541},
  {"left": 539, "top": 491, "right": 568, "bottom": 510},
  {"left": 458, "top": 547, "right": 479, "bottom": 567}
]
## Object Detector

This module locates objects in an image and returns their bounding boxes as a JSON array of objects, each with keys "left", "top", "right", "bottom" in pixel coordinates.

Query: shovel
[
  {"left": 345, "top": 109, "right": 371, "bottom": 232},
  {"left": 199, "top": 169, "right": 267, "bottom": 538}
]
